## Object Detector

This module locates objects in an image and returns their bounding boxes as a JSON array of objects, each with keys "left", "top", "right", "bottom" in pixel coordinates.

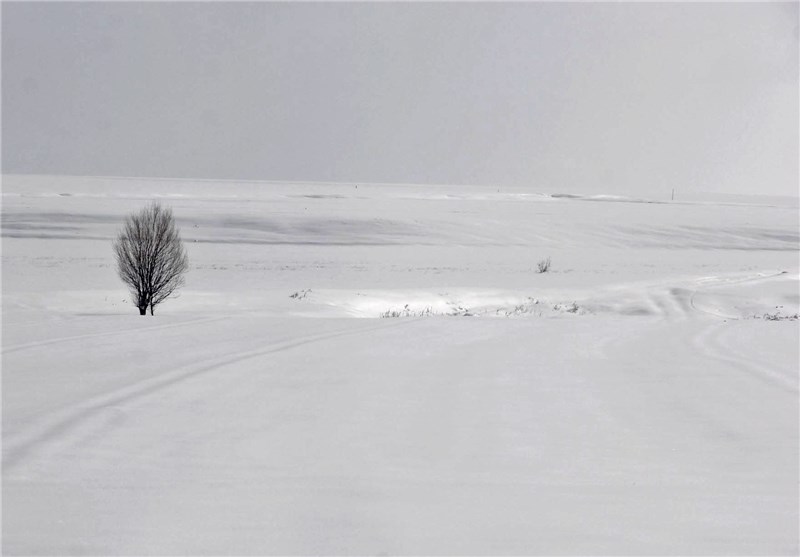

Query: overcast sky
[{"left": 2, "top": 2, "right": 798, "bottom": 195}]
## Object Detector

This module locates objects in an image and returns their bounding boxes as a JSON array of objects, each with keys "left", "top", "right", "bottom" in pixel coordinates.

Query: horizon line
[{"left": 2, "top": 172, "right": 797, "bottom": 199}]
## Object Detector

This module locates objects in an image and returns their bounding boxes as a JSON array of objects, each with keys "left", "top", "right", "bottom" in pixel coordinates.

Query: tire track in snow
[
  {"left": 2, "top": 317, "right": 418, "bottom": 471},
  {"left": 685, "top": 271, "right": 798, "bottom": 393},
  {"left": 1, "top": 314, "right": 231, "bottom": 355},
  {"left": 642, "top": 286, "right": 695, "bottom": 319},
  {"left": 688, "top": 270, "right": 790, "bottom": 321},
  {"left": 585, "top": 271, "right": 784, "bottom": 320},
  {"left": 691, "top": 323, "right": 798, "bottom": 394}
]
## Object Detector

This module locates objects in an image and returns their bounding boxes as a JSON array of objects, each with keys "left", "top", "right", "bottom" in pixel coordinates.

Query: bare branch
[{"left": 112, "top": 202, "right": 189, "bottom": 315}]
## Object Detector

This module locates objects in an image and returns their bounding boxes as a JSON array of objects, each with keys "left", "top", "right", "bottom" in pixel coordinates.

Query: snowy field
[{"left": 2, "top": 174, "right": 798, "bottom": 555}]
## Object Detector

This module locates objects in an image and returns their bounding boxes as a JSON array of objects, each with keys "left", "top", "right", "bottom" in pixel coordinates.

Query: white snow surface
[{"left": 2, "top": 175, "right": 798, "bottom": 555}]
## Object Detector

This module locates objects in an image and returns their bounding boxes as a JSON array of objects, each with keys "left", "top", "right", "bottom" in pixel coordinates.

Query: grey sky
[{"left": 2, "top": 2, "right": 797, "bottom": 195}]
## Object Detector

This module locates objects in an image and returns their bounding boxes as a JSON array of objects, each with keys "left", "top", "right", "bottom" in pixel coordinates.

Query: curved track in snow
[{"left": 3, "top": 317, "right": 418, "bottom": 471}]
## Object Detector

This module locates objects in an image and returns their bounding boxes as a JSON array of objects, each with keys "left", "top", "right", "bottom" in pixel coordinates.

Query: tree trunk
[
  {"left": 149, "top": 304, "right": 154, "bottom": 316},
  {"left": 139, "top": 306, "right": 147, "bottom": 315}
]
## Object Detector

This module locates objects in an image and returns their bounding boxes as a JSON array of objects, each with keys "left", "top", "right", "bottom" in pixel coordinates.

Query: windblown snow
[{"left": 2, "top": 175, "right": 798, "bottom": 555}]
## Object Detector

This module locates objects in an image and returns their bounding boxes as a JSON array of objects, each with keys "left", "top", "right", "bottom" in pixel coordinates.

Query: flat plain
[{"left": 2, "top": 174, "right": 798, "bottom": 555}]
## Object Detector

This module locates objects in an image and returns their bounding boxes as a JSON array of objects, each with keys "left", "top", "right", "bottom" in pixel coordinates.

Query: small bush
[
  {"left": 761, "top": 312, "right": 799, "bottom": 321},
  {"left": 537, "top": 257, "right": 551, "bottom": 273},
  {"left": 379, "top": 304, "right": 474, "bottom": 318},
  {"left": 380, "top": 304, "right": 434, "bottom": 318}
]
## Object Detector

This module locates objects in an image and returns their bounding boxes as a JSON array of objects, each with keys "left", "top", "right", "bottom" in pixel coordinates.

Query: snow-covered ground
[{"left": 2, "top": 174, "right": 798, "bottom": 555}]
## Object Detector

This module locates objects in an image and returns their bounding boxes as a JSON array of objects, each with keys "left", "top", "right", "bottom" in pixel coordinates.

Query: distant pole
[{"left": 671, "top": 188, "right": 675, "bottom": 201}]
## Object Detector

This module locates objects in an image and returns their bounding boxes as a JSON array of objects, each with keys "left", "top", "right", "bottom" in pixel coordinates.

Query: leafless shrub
[
  {"left": 379, "top": 304, "right": 476, "bottom": 318},
  {"left": 761, "top": 312, "right": 799, "bottom": 321},
  {"left": 537, "top": 257, "right": 551, "bottom": 273},
  {"left": 113, "top": 202, "right": 189, "bottom": 315},
  {"left": 380, "top": 304, "right": 434, "bottom": 318}
]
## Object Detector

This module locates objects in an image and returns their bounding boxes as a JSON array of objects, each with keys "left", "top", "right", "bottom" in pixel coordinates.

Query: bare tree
[{"left": 113, "top": 202, "right": 189, "bottom": 315}]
